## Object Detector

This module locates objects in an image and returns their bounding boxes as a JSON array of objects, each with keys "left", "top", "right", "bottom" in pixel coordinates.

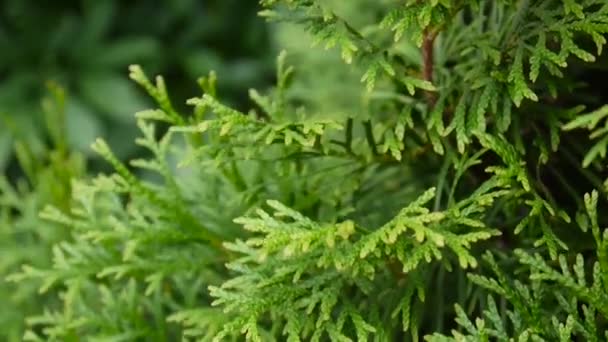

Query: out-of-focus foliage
[
  {"left": 0, "top": 0, "right": 273, "bottom": 168},
  {"left": 0, "top": 85, "right": 85, "bottom": 342},
  {"left": 0, "top": 1, "right": 273, "bottom": 340}
]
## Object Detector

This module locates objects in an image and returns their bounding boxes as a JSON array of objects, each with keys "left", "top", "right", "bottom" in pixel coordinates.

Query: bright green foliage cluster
[{"left": 6, "top": 0, "right": 608, "bottom": 341}]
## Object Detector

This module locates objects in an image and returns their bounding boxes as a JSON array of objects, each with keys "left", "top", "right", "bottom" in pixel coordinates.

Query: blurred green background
[
  {"left": 0, "top": 0, "right": 274, "bottom": 171},
  {"left": 0, "top": 1, "right": 274, "bottom": 340}
]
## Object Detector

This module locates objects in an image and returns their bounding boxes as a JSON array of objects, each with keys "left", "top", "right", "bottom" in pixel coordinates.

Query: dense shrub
[{"left": 6, "top": 0, "right": 608, "bottom": 340}]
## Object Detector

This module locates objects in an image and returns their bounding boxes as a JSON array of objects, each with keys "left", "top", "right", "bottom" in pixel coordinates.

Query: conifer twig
[
  {"left": 422, "top": 29, "right": 438, "bottom": 106},
  {"left": 364, "top": 120, "right": 378, "bottom": 155}
]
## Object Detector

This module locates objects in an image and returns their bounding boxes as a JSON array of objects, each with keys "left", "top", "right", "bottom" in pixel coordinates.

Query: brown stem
[{"left": 422, "top": 29, "right": 438, "bottom": 106}]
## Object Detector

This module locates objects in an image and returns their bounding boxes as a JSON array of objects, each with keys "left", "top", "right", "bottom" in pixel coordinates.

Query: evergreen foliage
[
  {"left": 5, "top": 0, "right": 608, "bottom": 340},
  {"left": 1, "top": 84, "right": 86, "bottom": 341}
]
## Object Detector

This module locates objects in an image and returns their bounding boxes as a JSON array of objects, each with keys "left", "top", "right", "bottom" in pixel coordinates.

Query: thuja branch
[
  {"left": 364, "top": 120, "right": 379, "bottom": 155},
  {"left": 418, "top": 1, "right": 467, "bottom": 108},
  {"left": 422, "top": 29, "right": 438, "bottom": 106}
]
